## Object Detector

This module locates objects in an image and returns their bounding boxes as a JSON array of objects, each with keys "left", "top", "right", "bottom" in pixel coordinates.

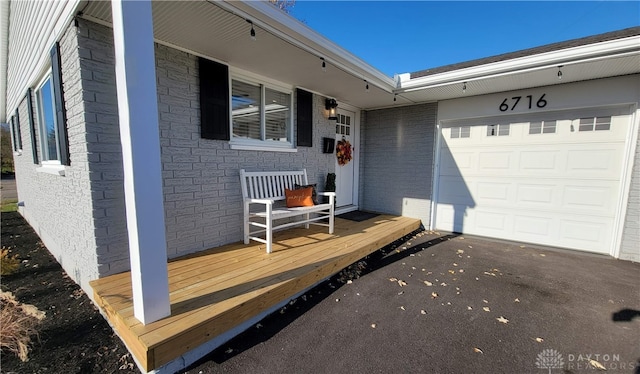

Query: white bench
[{"left": 240, "top": 169, "right": 335, "bottom": 253}]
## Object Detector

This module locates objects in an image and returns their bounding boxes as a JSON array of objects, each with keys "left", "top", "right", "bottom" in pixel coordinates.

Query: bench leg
[
  {"left": 304, "top": 212, "right": 310, "bottom": 229},
  {"left": 266, "top": 204, "right": 273, "bottom": 254},
  {"left": 329, "top": 197, "right": 335, "bottom": 234},
  {"left": 243, "top": 202, "right": 250, "bottom": 244}
]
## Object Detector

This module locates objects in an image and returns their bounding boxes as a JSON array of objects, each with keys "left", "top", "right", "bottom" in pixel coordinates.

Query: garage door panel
[
  {"left": 475, "top": 211, "right": 508, "bottom": 231},
  {"left": 562, "top": 185, "right": 613, "bottom": 211},
  {"left": 478, "top": 151, "right": 511, "bottom": 170},
  {"left": 476, "top": 182, "right": 510, "bottom": 202},
  {"left": 437, "top": 112, "right": 629, "bottom": 255},
  {"left": 437, "top": 176, "right": 475, "bottom": 205},
  {"left": 439, "top": 148, "right": 474, "bottom": 175},
  {"left": 566, "top": 147, "right": 623, "bottom": 178},
  {"left": 436, "top": 204, "right": 472, "bottom": 232},
  {"left": 519, "top": 151, "right": 560, "bottom": 171},
  {"left": 559, "top": 218, "right": 612, "bottom": 251},
  {"left": 513, "top": 215, "right": 553, "bottom": 237},
  {"left": 516, "top": 184, "right": 556, "bottom": 206}
]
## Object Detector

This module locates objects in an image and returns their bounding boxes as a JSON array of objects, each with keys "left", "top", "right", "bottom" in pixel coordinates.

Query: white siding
[{"left": 5, "top": 0, "right": 79, "bottom": 119}]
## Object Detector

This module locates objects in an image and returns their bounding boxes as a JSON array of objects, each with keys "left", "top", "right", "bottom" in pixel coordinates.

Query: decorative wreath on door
[{"left": 336, "top": 139, "right": 352, "bottom": 166}]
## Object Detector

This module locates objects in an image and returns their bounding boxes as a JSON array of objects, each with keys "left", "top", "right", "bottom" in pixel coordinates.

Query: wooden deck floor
[{"left": 90, "top": 215, "right": 421, "bottom": 372}]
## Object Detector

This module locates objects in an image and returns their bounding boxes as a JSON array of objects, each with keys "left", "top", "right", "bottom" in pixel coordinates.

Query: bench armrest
[
  {"left": 317, "top": 191, "right": 335, "bottom": 204},
  {"left": 246, "top": 198, "right": 275, "bottom": 205},
  {"left": 317, "top": 192, "right": 336, "bottom": 197}
]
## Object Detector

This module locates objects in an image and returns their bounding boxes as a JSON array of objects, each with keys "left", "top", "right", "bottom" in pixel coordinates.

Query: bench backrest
[{"left": 239, "top": 169, "right": 309, "bottom": 200}]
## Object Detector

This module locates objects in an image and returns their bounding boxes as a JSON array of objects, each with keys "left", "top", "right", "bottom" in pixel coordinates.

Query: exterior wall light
[{"left": 325, "top": 98, "right": 338, "bottom": 120}]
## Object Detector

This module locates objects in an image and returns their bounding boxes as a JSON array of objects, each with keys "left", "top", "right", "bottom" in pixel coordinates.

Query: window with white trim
[
  {"left": 487, "top": 124, "right": 509, "bottom": 136},
  {"left": 450, "top": 126, "right": 470, "bottom": 138},
  {"left": 529, "top": 120, "right": 556, "bottom": 135},
  {"left": 231, "top": 77, "right": 292, "bottom": 147},
  {"left": 579, "top": 116, "right": 611, "bottom": 132},
  {"left": 35, "top": 74, "right": 61, "bottom": 162}
]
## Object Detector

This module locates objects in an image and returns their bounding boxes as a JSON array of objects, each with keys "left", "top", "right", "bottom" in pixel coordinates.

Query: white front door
[
  {"left": 334, "top": 108, "right": 356, "bottom": 208},
  {"left": 435, "top": 111, "right": 631, "bottom": 255}
]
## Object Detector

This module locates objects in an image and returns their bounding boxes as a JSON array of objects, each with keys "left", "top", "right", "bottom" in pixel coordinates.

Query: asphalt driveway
[{"left": 183, "top": 229, "right": 640, "bottom": 374}]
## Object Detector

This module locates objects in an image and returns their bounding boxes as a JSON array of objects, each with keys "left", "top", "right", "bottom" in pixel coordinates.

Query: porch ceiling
[
  {"left": 79, "top": 1, "right": 640, "bottom": 110},
  {"left": 80, "top": 0, "right": 397, "bottom": 109}
]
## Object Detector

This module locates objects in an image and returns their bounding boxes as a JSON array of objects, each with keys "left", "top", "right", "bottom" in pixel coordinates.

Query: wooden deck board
[{"left": 90, "top": 215, "right": 420, "bottom": 372}]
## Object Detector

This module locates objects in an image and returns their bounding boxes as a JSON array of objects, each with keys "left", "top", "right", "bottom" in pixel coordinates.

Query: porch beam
[{"left": 111, "top": 0, "right": 170, "bottom": 324}]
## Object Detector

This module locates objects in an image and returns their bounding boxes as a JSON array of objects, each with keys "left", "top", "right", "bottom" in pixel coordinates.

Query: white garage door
[{"left": 435, "top": 112, "right": 630, "bottom": 254}]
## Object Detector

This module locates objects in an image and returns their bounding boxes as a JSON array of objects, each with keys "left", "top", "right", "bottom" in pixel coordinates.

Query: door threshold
[{"left": 335, "top": 205, "right": 358, "bottom": 215}]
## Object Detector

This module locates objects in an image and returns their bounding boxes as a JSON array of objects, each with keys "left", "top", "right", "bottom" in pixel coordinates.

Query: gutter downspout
[{"left": 0, "top": 0, "right": 10, "bottom": 122}]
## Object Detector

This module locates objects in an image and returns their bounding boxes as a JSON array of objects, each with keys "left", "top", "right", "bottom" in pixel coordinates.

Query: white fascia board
[
  {"left": 218, "top": 0, "right": 396, "bottom": 92},
  {"left": 399, "top": 35, "right": 640, "bottom": 92}
]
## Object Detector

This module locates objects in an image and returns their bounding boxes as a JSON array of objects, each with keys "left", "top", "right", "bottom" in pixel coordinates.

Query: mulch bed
[{"left": 1, "top": 211, "right": 136, "bottom": 373}]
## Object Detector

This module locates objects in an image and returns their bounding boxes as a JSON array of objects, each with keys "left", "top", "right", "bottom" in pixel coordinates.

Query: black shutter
[
  {"left": 50, "top": 42, "right": 70, "bottom": 165},
  {"left": 199, "top": 57, "right": 230, "bottom": 140},
  {"left": 296, "top": 88, "right": 313, "bottom": 147},
  {"left": 26, "top": 89, "right": 39, "bottom": 164},
  {"left": 13, "top": 109, "right": 22, "bottom": 150}
]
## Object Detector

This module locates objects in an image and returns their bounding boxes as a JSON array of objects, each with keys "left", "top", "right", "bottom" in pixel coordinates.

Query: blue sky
[{"left": 289, "top": 1, "right": 640, "bottom": 77}]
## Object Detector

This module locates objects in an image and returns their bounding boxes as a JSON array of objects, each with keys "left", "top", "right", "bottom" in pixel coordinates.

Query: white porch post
[{"left": 111, "top": 0, "right": 171, "bottom": 324}]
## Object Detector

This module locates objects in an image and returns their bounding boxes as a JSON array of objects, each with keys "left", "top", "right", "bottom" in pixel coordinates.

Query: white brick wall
[
  {"left": 620, "top": 123, "right": 640, "bottom": 262},
  {"left": 68, "top": 20, "right": 337, "bottom": 270},
  {"left": 361, "top": 103, "right": 437, "bottom": 225},
  {"left": 13, "top": 20, "right": 101, "bottom": 294},
  {"left": 154, "top": 43, "right": 335, "bottom": 257}
]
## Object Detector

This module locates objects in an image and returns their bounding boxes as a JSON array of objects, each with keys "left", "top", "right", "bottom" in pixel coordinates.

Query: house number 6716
[{"left": 499, "top": 94, "right": 547, "bottom": 112}]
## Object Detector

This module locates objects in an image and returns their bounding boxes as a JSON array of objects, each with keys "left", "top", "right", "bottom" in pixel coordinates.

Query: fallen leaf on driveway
[
  {"left": 589, "top": 359, "right": 607, "bottom": 370},
  {"left": 389, "top": 277, "right": 398, "bottom": 282},
  {"left": 371, "top": 323, "right": 377, "bottom": 329},
  {"left": 483, "top": 307, "right": 491, "bottom": 312},
  {"left": 448, "top": 270, "right": 455, "bottom": 274},
  {"left": 423, "top": 280, "right": 433, "bottom": 286},
  {"left": 540, "top": 254, "right": 546, "bottom": 257},
  {"left": 398, "top": 280, "right": 407, "bottom": 287},
  {"left": 496, "top": 316, "right": 509, "bottom": 324},
  {"left": 473, "top": 347, "right": 483, "bottom": 354},
  {"left": 431, "top": 292, "right": 439, "bottom": 299},
  {"left": 457, "top": 249, "right": 464, "bottom": 254},
  {"left": 453, "top": 263, "right": 458, "bottom": 267},
  {"left": 421, "top": 310, "right": 426, "bottom": 315},
  {"left": 532, "top": 337, "right": 544, "bottom": 343},
  {"left": 440, "top": 282, "right": 448, "bottom": 286},
  {"left": 400, "top": 306, "right": 405, "bottom": 311},
  {"left": 483, "top": 272, "right": 497, "bottom": 277},
  {"left": 483, "top": 299, "right": 489, "bottom": 303},
  {"left": 514, "top": 298, "right": 520, "bottom": 303}
]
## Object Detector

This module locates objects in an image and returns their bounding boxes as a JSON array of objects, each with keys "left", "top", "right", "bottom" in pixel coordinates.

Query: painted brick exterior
[
  {"left": 13, "top": 20, "right": 100, "bottom": 293},
  {"left": 66, "top": 19, "right": 336, "bottom": 272},
  {"left": 619, "top": 124, "right": 640, "bottom": 262},
  {"left": 361, "top": 103, "right": 437, "bottom": 225},
  {"left": 153, "top": 44, "right": 335, "bottom": 258}
]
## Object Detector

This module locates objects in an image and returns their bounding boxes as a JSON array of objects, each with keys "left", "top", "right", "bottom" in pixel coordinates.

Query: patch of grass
[
  {"left": 1, "top": 199, "right": 18, "bottom": 212},
  {"left": 0, "top": 290, "right": 45, "bottom": 362}
]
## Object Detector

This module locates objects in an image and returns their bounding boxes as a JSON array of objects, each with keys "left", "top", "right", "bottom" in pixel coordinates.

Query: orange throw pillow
[{"left": 285, "top": 187, "right": 314, "bottom": 208}]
